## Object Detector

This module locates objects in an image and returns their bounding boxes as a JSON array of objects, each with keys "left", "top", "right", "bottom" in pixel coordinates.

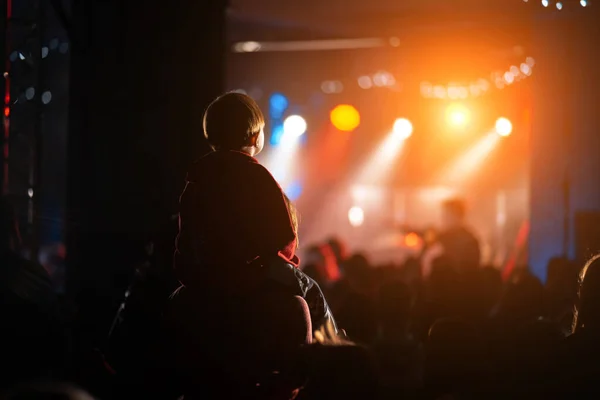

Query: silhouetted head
[
  {"left": 327, "top": 237, "right": 348, "bottom": 263},
  {"left": 497, "top": 270, "right": 544, "bottom": 325},
  {"left": 546, "top": 256, "right": 577, "bottom": 294},
  {"left": 203, "top": 92, "right": 265, "bottom": 156},
  {"left": 0, "top": 196, "right": 20, "bottom": 251},
  {"left": 573, "top": 254, "right": 600, "bottom": 333},
  {"left": 425, "top": 317, "right": 487, "bottom": 392},
  {"left": 442, "top": 198, "right": 467, "bottom": 229}
]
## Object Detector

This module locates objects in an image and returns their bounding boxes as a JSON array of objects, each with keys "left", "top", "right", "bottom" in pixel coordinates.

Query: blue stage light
[
  {"left": 269, "top": 93, "right": 288, "bottom": 118},
  {"left": 270, "top": 124, "right": 284, "bottom": 146},
  {"left": 285, "top": 181, "right": 303, "bottom": 201}
]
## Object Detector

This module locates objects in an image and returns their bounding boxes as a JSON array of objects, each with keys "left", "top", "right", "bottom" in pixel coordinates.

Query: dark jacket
[
  {"left": 174, "top": 150, "right": 299, "bottom": 289},
  {"left": 164, "top": 257, "right": 337, "bottom": 400}
]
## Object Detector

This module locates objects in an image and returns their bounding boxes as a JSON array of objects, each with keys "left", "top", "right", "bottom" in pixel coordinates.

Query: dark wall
[
  {"left": 529, "top": 6, "right": 600, "bottom": 281},
  {"left": 66, "top": 1, "right": 226, "bottom": 301}
]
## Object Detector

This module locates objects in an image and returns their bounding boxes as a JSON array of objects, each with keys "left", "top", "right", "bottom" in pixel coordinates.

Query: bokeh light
[
  {"left": 495, "top": 117, "right": 513, "bottom": 137},
  {"left": 270, "top": 124, "right": 284, "bottom": 146},
  {"left": 269, "top": 93, "right": 289, "bottom": 118},
  {"left": 348, "top": 206, "right": 365, "bottom": 227},
  {"left": 285, "top": 181, "right": 303, "bottom": 201},
  {"left": 404, "top": 232, "right": 421, "bottom": 248},
  {"left": 330, "top": 104, "right": 361, "bottom": 132},
  {"left": 445, "top": 103, "right": 470, "bottom": 128},
  {"left": 392, "top": 118, "right": 414, "bottom": 140},
  {"left": 283, "top": 115, "right": 307, "bottom": 138}
]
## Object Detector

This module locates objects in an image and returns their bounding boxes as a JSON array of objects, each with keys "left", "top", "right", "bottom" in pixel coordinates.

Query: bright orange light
[
  {"left": 330, "top": 104, "right": 360, "bottom": 132},
  {"left": 404, "top": 232, "right": 420, "bottom": 248},
  {"left": 495, "top": 117, "right": 513, "bottom": 137},
  {"left": 445, "top": 103, "right": 470, "bottom": 127},
  {"left": 3, "top": 107, "right": 9, "bottom": 117}
]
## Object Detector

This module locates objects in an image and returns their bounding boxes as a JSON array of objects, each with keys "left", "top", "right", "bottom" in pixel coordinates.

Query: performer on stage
[{"left": 422, "top": 198, "right": 481, "bottom": 278}]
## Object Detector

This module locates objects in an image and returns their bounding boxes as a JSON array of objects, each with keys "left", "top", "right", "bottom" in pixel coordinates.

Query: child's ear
[{"left": 247, "top": 132, "right": 259, "bottom": 146}]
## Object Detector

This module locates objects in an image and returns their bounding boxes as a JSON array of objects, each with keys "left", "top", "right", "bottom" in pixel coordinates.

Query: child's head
[{"left": 203, "top": 92, "right": 265, "bottom": 156}]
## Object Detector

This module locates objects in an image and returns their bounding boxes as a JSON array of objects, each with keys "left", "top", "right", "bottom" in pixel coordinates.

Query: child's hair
[
  {"left": 283, "top": 194, "right": 299, "bottom": 247},
  {"left": 203, "top": 92, "right": 265, "bottom": 150}
]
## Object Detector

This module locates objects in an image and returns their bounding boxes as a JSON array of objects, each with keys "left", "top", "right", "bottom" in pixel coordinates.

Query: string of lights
[
  {"left": 522, "top": 0, "right": 589, "bottom": 10},
  {"left": 316, "top": 56, "right": 535, "bottom": 100},
  {"left": 237, "top": 56, "right": 534, "bottom": 104}
]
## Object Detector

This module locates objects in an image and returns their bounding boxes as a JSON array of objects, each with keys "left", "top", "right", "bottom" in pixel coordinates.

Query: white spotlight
[
  {"left": 392, "top": 118, "right": 413, "bottom": 140},
  {"left": 542, "top": 0, "right": 549, "bottom": 6},
  {"left": 495, "top": 117, "right": 513, "bottom": 137},
  {"left": 283, "top": 115, "right": 307, "bottom": 138},
  {"left": 348, "top": 206, "right": 365, "bottom": 227},
  {"left": 556, "top": 2, "right": 563, "bottom": 9},
  {"left": 581, "top": 0, "right": 587, "bottom": 6}
]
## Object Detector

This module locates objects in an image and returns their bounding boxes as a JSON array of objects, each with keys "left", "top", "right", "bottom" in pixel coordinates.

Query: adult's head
[
  {"left": 573, "top": 254, "right": 600, "bottom": 333},
  {"left": 441, "top": 198, "right": 467, "bottom": 230},
  {"left": 0, "top": 196, "right": 20, "bottom": 252},
  {"left": 425, "top": 318, "right": 487, "bottom": 393},
  {"left": 203, "top": 92, "right": 265, "bottom": 156}
]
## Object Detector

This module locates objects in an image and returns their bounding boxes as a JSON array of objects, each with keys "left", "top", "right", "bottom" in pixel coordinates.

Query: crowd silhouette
[{"left": 1, "top": 93, "right": 598, "bottom": 399}]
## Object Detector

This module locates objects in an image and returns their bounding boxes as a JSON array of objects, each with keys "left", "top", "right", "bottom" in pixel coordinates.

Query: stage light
[
  {"left": 542, "top": 0, "right": 549, "bottom": 6},
  {"left": 358, "top": 76, "right": 373, "bottom": 89},
  {"left": 283, "top": 115, "right": 307, "bottom": 138},
  {"left": 556, "top": 2, "right": 563, "bottom": 9},
  {"left": 581, "top": 0, "right": 587, "bottom": 6},
  {"left": 234, "top": 41, "right": 261, "bottom": 52},
  {"left": 445, "top": 103, "right": 470, "bottom": 128},
  {"left": 41, "top": 91, "right": 52, "bottom": 104},
  {"left": 392, "top": 118, "right": 413, "bottom": 140},
  {"left": 285, "top": 180, "right": 303, "bottom": 201},
  {"left": 270, "top": 124, "right": 284, "bottom": 146},
  {"left": 348, "top": 206, "right": 365, "bottom": 227},
  {"left": 520, "top": 63, "right": 532, "bottom": 76},
  {"left": 404, "top": 232, "right": 421, "bottom": 248},
  {"left": 269, "top": 93, "right": 288, "bottom": 118},
  {"left": 495, "top": 117, "right": 513, "bottom": 137},
  {"left": 330, "top": 104, "right": 360, "bottom": 132}
]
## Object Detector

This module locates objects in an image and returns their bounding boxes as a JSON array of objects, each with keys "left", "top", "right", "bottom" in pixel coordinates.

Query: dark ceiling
[{"left": 228, "top": 0, "right": 534, "bottom": 41}]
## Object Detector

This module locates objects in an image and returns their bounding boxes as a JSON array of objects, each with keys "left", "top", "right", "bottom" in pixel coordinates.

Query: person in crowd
[
  {"left": 326, "top": 236, "right": 348, "bottom": 271},
  {"left": 0, "top": 197, "right": 66, "bottom": 390},
  {"left": 298, "top": 321, "right": 378, "bottom": 400},
  {"left": 173, "top": 92, "right": 335, "bottom": 330},
  {"left": 302, "top": 243, "right": 341, "bottom": 288},
  {"left": 165, "top": 92, "right": 337, "bottom": 399},
  {"left": 374, "top": 281, "right": 423, "bottom": 394},
  {"left": 551, "top": 254, "right": 600, "bottom": 394},
  {"left": 424, "top": 318, "right": 490, "bottom": 399},
  {"left": 422, "top": 198, "right": 481, "bottom": 278}
]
